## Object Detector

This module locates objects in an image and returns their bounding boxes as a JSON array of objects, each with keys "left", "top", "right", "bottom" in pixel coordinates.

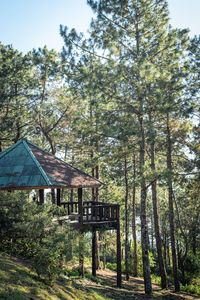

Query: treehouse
[{"left": 0, "top": 139, "right": 121, "bottom": 287}]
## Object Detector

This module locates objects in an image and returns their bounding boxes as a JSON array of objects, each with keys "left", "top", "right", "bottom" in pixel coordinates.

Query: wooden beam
[
  {"left": 57, "top": 188, "right": 61, "bottom": 206},
  {"left": 39, "top": 189, "right": 44, "bottom": 204},
  {"left": 116, "top": 206, "right": 122, "bottom": 287},
  {"left": 78, "top": 188, "right": 83, "bottom": 223},
  {"left": 92, "top": 229, "right": 97, "bottom": 277},
  {"left": 79, "top": 232, "right": 84, "bottom": 277}
]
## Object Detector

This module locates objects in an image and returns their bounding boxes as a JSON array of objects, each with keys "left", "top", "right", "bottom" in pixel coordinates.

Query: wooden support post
[
  {"left": 39, "top": 189, "right": 44, "bottom": 204},
  {"left": 79, "top": 231, "right": 84, "bottom": 277},
  {"left": 78, "top": 188, "right": 83, "bottom": 223},
  {"left": 117, "top": 205, "right": 122, "bottom": 288},
  {"left": 51, "top": 188, "right": 56, "bottom": 204},
  {"left": 92, "top": 229, "right": 97, "bottom": 277},
  {"left": 57, "top": 188, "right": 61, "bottom": 206}
]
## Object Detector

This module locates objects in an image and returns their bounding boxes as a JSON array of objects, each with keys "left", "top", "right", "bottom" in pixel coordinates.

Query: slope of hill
[{"left": 0, "top": 252, "right": 199, "bottom": 300}]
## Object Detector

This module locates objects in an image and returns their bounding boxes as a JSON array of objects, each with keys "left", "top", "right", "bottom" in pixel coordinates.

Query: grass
[
  {"left": 0, "top": 252, "right": 107, "bottom": 300},
  {"left": 0, "top": 252, "right": 199, "bottom": 300}
]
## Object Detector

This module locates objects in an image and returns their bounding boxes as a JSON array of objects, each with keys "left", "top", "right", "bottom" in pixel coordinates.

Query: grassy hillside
[
  {"left": 0, "top": 252, "right": 106, "bottom": 300},
  {"left": 0, "top": 252, "right": 199, "bottom": 300}
]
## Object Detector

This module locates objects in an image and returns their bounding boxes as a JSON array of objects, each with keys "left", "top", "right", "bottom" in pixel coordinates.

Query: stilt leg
[
  {"left": 79, "top": 232, "right": 84, "bottom": 277},
  {"left": 92, "top": 229, "right": 97, "bottom": 277}
]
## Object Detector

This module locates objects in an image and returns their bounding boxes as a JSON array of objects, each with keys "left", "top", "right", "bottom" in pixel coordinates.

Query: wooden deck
[
  {"left": 53, "top": 199, "right": 121, "bottom": 287},
  {"left": 57, "top": 201, "right": 120, "bottom": 230}
]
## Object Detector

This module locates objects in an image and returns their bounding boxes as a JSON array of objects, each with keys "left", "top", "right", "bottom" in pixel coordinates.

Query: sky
[{"left": 0, "top": 0, "right": 200, "bottom": 54}]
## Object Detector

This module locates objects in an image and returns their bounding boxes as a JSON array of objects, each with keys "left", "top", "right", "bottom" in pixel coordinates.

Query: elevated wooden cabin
[{"left": 0, "top": 139, "right": 121, "bottom": 286}]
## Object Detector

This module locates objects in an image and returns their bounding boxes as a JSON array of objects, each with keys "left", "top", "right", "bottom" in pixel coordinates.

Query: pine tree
[{"left": 0, "top": 43, "right": 32, "bottom": 150}]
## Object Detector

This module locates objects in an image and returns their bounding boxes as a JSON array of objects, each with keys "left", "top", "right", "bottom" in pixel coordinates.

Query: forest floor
[
  {"left": 0, "top": 252, "right": 199, "bottom": 300},
  {"left": 86, "top": 268, "right": 200, "bottom": 299}
]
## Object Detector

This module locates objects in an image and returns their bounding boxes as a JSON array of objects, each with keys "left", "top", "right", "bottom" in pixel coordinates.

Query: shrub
[
  {"left": 0, "top": 191, "right": 81, "bottom": 285},
  {"left": 0, "top": 286, "right": 24, "bottom": 300},
  {"left": 32, "top": 248, "right": 61, "bottom": 285},
  {"left": 184, "top": 253, "right": 200, "bottom": 277},
  {"left": 106, "top": 262, "right": 117, "bottom": 271},
  {"left": 181, "top": 283, "right": 200, "bottom": 295}
]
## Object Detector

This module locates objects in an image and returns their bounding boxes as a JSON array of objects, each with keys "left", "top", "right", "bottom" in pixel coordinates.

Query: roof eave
[{"left": 0, "top": 183, "right": 102, "bottom": 191}]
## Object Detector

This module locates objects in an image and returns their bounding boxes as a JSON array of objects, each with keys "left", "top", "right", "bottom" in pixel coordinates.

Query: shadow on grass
[
  {"left": 0, "top": 256, "right": 36, "bottom": 287},
  {"left": 78, "top": 269, "right": 200, "bottom": 300},
  {"left": 0, "top": 254, "right": 57, "bottom": 299}
]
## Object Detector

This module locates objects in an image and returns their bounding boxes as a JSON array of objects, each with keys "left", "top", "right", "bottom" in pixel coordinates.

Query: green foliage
[
  {"left": 0, "top": 0, "right": 200, "bottom": 294},
  {"left": 0, "top": 191, "right": 81, "bottom": 285},
  {"left": 0, "top": 43, "right": 33, "bottom": 146},
  {"left": 0, "top": 286, "right": 24, "bottom": 300},
  {"left": 183, "top": 253, "right": 200, "bottom": 284},
  {"left": 32, "top": 248, "right": 61, "bottom": 285},
  {"left": 130, "top": 243, "right": 155, "bottom": 277},
  {"left": 181, "top": 282, "right": 200, "bottom": 296},
  {"left": 66, "top": 267, "right": 80, "bottom": 278},
  {"left": 106, "top": 262, "right": 117, "bottom": 272}
]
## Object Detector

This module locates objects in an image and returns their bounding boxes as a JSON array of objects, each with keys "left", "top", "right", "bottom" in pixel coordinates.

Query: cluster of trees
[{"left": 0, "top": 0, "right": 200, "bottom": 295}]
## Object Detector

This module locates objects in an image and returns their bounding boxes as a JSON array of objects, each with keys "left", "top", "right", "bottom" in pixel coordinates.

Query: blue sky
[{"left": 0, "top": 0, "right": 199, "bottom": 53}]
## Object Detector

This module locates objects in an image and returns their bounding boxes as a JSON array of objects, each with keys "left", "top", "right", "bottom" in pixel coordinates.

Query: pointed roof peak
[{"left": 0, "top": 140, "right": 102, "bottom": 190}]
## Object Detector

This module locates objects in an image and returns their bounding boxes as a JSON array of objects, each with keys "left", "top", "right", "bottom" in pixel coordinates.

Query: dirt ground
[{"left": 78, "top": 268, "right": 200, "bottom": 300}]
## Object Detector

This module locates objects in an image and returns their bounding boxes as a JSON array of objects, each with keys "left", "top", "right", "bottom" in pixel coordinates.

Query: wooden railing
[
  {"left": 60, "top": 202, "right": 78, "bottom": 215},
  {"left": 83, "top": 203, "right": 119, "bottom": 222},
  {"left": 60, "top": 201, "right": 119, "bottom": 223}
]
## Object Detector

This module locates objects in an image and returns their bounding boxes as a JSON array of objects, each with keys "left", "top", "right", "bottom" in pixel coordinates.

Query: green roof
[{"left": 0, "top": 139, "right": 102, "bottom": 190}]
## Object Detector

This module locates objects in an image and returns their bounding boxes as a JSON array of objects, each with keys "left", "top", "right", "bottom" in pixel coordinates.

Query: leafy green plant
[
  {"left": 106, "top": 262, "right": 117, "bottom": 271},
  {"left": 130, "top": 242, "right": 155, "bottom": 277},
  {"left": 181, "top": 283, "right": 200, "bottom": 295},
  {"left": 0, "top": 191, "right": 83, "bottom": 285},
  {"left": 0, "top": 286, "right": 24, "bottom": 300},
  {"left": 32, "top": 248, "right": 61, "bottom": 285}
]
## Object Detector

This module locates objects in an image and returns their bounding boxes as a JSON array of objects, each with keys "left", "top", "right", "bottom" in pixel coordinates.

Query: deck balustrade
[{"left": 60, "top": 201, "right": 119, "bottom": 224}]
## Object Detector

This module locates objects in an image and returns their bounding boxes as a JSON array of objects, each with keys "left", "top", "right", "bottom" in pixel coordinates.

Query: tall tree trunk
[
  {"left": 132, "top": 154, "right": 138, "bottom": 277},
  {"left": 91, "top": 154, "right": 100, "bottom": 270},
  {"left": 149, "top": 113, "right": 168, "bottom": 289},
  {"left": 139, "top": 116, "right": 152, "bottom": 295},
  {"left": 166, "top": 113, "right": 180, "bottom": 292},
  {"left": 150, "top": 208, "right": 154, "bottom": 249},
  {"left": 95, "top": 164, "right": 99, "bottom": 202},
  {"left": 124, "top": 157, "right": 129, "bottom": 281},
  {"left": 94, "top": 138, "right": 100, "bottom": 269},
  {"left": 70, "top": 147, "right": 75, "bottom": 202},
  {"left": 91, "top": 153, "right": 96, "bottom": 201},
  {"left": 135, "top": 7, "right": 152, "bottom": 292},
  {"left": 163, "top": 232, "right": 167, "bottom": 265},
  {"left": 90, "top": 104, "right": 100, "bottom": 270},
  {"left": 167, "top": 238, "right": 171, "bottom": 266},
  {"left": 103, "top": 240, "right": 106, "bottom": 269}
]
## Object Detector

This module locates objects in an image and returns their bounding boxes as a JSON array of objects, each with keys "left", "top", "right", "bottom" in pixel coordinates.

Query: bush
[
  {"left": 184, "top": 253, "right": 200, "bottom": 277},
  {"left": 106, "top": 262, "right": 117, "bottom": 271},
  {"left": 32, "top": 248, "right": 61, "bottom": 285},
  {"left": 0, "top": 286, "right": 24, "bottom": 300},
  {"left": 0, "top": 191, "right": 81, "bottom": 285},
  {"left": 181, "top": 283, "right": 200, "bottom": 295}
]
